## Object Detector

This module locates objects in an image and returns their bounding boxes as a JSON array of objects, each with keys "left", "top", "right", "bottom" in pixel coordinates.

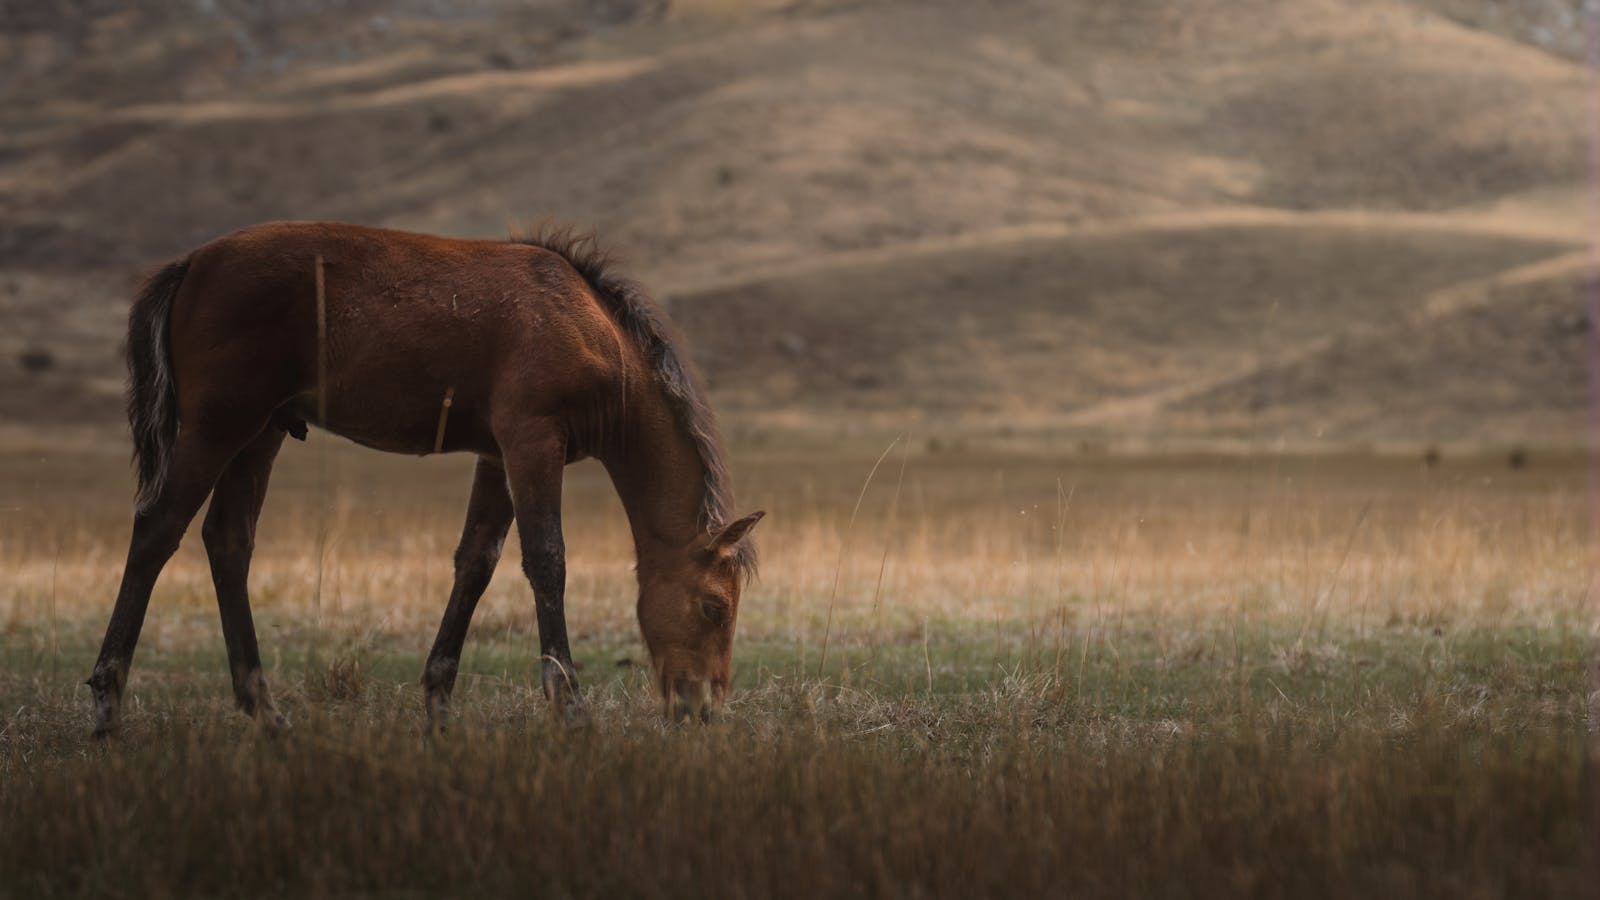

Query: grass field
[{"left": 0, "top": 440, "right": 1592, "bottom": 897}]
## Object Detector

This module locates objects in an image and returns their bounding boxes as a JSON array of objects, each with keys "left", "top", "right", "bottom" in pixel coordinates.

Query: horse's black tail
[{"left": 126, "top": 258, "right": 189, "bottom": 512}]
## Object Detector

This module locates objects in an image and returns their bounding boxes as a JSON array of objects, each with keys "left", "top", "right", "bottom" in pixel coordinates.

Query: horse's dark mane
[{"left": 511, "top": 227, "right": 754, "bottom": 575}]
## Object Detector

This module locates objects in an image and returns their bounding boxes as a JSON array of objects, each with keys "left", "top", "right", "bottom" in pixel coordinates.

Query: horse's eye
[{"left": 701, "top": 597, "right": 729, "bottom": 626}]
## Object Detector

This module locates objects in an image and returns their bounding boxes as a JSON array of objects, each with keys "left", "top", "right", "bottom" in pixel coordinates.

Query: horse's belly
[{"left": 287, "top": 382, "right": 492, "bottom": 457}]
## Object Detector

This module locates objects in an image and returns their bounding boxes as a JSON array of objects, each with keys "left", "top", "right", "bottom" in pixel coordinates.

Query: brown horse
[{"left": 87, "top": 221, "right": 763, "bottom": 737}]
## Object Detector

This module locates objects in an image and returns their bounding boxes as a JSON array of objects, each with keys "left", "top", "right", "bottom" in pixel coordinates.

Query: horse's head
[{"left": 636, "top": 510, "right": 764, "bottom": 723}]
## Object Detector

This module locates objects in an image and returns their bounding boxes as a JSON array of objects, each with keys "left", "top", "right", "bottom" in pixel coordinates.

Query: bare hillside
[
  {"left": 1175, "top": 257, "right": 1595, "bottom": 444},
  {"left": 671, "top": 213, "right": 1577, "bottom": 434},
  {"left": 0, "top": 0, "right": 1591, "bottom": 446}
]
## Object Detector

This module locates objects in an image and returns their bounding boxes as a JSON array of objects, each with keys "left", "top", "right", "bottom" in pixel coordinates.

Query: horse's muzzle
[{"left": 665, "top": 678, "right": 717, "bottom": 724}]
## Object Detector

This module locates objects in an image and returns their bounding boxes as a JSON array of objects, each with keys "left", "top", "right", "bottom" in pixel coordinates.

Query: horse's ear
[{"left": 709, "top": 510, "right": 765, "bottom": 553}]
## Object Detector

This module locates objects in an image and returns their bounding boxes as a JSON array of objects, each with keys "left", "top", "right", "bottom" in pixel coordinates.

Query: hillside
[
  {"left": 1173, "top": 254, "right": 1594, "bottom": 444},
  {"left": 671, "top": 213, "right": 1581, "bottom": 440},
  {"left": 0, "top": 0, "right": 1591, "bottom": 447}
]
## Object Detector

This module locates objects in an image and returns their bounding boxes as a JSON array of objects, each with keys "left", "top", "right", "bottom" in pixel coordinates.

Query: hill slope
[{"left": 0, "top": 0, "right": 1591, "bottom": 445}]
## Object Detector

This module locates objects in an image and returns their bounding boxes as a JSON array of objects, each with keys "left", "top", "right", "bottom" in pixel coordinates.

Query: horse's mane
[{"left": 511, "top": 227, "right": 754, "bottom": 575}]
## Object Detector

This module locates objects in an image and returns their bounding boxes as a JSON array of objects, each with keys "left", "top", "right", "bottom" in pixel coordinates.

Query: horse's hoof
[
  {"left": 260, "top": 711, "right": 292, "bottom": 737},
  {"left": 560, "top": 701, "right": 590, "bottom": 730}
]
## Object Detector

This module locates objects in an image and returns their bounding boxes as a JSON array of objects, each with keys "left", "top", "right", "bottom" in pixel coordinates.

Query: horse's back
[{"left": 166, "top": 222, "right": 624, "bottom": 457}]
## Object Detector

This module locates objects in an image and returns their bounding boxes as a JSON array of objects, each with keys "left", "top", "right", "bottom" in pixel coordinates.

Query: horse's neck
[{"left": 598, "top": 405, "right": 708, "bottom": 567}]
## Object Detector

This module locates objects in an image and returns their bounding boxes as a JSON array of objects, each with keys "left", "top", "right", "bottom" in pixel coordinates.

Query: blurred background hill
[{"left": 1, "top": 0, "right": 1593, "bottom": 450}]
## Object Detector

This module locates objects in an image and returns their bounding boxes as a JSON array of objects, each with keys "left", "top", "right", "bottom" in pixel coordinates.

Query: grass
[{"left": 0, "top": 440, "right": 1591, "bottom": 898}]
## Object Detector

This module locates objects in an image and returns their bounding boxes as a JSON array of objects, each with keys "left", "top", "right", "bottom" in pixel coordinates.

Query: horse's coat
[{"left": 88, "top": 221, "right": 763, "bottom": 736}]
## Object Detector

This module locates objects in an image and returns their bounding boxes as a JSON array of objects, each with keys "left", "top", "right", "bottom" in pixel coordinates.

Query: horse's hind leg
[
  {"left": 88, "top": 424, "right": 254, "bottom": 738},
  {"left": 421, "top": 456, "right": 514, "bottom": 733},
  {"left": 201, "top": 427, "right": 289, "bottom": 732}
]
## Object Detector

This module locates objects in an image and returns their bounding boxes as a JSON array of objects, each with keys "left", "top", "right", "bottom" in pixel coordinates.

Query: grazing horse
[{"left": 87, "top": 222, "right": 764, "bottom": 737}]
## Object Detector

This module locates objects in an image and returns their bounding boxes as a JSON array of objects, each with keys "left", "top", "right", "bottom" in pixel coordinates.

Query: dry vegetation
[
  {"left": 0, "top": 443, "right": 1589, "bottom": 897},
  {"left": 1, "top": 1, "right": 1594, "bottom": 895}
]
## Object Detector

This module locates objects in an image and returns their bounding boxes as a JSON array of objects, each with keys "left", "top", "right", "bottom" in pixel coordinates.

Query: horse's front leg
[
  {"left": 500, "top": 423, "right": 586, "bottom": 725},
  {"left": 421, "top": 456, "right": 514, "bottom": 733}
]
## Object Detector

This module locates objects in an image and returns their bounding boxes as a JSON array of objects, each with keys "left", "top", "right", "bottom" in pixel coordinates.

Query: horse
[{"left": 86, "top": 221, "right": 764, "bottom": 737}]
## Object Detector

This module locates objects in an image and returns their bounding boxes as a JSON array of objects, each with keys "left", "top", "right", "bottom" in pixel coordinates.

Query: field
[
  {"left": 0, "top": 440, "right": 1589, "bottom": 897},
  {"left": 2, "top": 1, "right": 1596, "bottom": 896}
]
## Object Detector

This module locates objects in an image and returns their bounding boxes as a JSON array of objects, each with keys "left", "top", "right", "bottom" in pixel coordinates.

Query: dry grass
[{"left": 0, "top": 441, "right": 1591, "bottom": 898}]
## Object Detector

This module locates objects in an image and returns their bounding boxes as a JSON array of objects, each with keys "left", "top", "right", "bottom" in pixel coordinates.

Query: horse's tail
[{"left": 126, "top": 257, "right": 189, "bottom": 512}]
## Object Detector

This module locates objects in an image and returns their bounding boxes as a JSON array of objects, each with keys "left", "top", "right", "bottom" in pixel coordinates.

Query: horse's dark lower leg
[
  {"left": 422, "top": 457, "right": 514, "bottom": 732},
  {"left": 201, "top": 427, "right": 288, "bottom": 732},
  {"left": 88, "top": 428, "right": 247, "bottom": 738},
  {"left": 501, "top": 426, "right": 585, "bottom": 724},
  {"left": 525, "top": 521, "right": 583, "bottom": 723}
]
